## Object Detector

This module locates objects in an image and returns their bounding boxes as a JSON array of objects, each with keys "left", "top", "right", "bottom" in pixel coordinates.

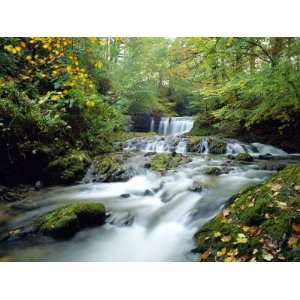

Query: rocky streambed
[{"left": 0, "top": 135, "right": 299, "bottom": 261}]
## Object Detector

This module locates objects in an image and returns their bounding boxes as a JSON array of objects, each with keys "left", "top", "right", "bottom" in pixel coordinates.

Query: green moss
[
  {"left": 46, "top": 150, "right": 91, "bottom": 184},
  {"left": 195, "top": 165, "right": 300, "bottom": 262},
  {"left": 235, "top": 153, "right": 254, "bottom": 162},
  {"left": 150, "top": 153, "right": 192, "bottom": 172},
  {"left": 207, "top": 138, "right": 227, "bottom": 154},
  {"left": 37, "top": 202, "right": 106, "bottom": 239}
]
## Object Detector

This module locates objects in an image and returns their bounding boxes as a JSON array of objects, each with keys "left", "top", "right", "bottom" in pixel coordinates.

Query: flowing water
[
  {"left": 154, "top": 116, "right": 194, "bottom": 136},
  {"left": 0, "top": 119, "right": 298, "bottom": 261}
]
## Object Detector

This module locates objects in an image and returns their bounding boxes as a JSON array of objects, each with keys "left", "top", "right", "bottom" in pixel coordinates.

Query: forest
[{"left": 0, "top": 37, "right": 300, "bottom": 262}]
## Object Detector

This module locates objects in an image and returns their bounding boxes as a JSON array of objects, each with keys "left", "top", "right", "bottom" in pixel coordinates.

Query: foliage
[{"left": 194, "top": 165, "right": 300, "bottom": 262}]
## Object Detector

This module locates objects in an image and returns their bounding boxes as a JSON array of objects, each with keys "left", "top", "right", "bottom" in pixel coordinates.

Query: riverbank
[{"left": 1, "top": 130, "right": 300, "bottom": 261}]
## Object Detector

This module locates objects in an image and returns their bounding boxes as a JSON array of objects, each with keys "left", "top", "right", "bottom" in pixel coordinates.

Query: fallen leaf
[
  {"left": 250, "top": 257, "right": 257, "bottom": 262},
  {"left": 252, "top": 249, "right": 258, "bottom": 255},
  {"left": 223, "top": 209, "right": 230, "bottom": 217},
  {"left": 269, "top": 183, "right": 282, "bottom": 192},
  {"left": 227, "top": 248, "right": 239, "bottom": 257},
  {"left": 224, "top": 256, "right": 237, "bottom": 262},
  {"left": 213, "top": 231, "right": 222, "bottom": 238},
  {"left": 292, "top": 223, "right": 300, "bottom": 234},
  {"left": 248, "top": 227, "right": 261, "bottom": 237},
  {"left": 200, "top": 250, "right": 211, "bottom": 261},
  {"left": 276, "top": 201, "right": 288, "bottom": 210},
  {"left": 242, "top": 226, "right": 250, "bottom": 233},
  {"left": 217, "top": 247, "right": 227, "bottom": 257},
  {"left": 235, "top": 233, "right": 248, "bottom": 244},
  {"left": 288, "top": 236, "right": 299, "bottom": 249},
  {"left": 262, "top": 251, "right": 274, "bottom": 261},
  {"left": 221, "top": 235, "right": 231, "bottom": 242},
  {"left": 293, "top": 185, "right": 300, "bottom": 193}
]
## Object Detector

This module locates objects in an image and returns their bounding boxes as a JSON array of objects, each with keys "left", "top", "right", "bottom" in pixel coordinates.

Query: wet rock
[
  {"left": 260, "top": 162, "right": 287, "bottom": 171},
  {"left": 144, "top": 163, "right": 151, "bottom": 169},
  {"left": 121, "top": 193, "right": 131, "bottom": 198},
  {"left": 144, "top": 152, "right": 155, "bottom": 157},
  {"left": 107, "top": 212, "right": 134, "bottom": 227},
  {"left": 45, "top": 150, "right": 91, "bottom": 184},
  {"left": 235, "top": 153, "right": 254, "bottom": 162},
  {"left": 203, "top": 167, "right": 222, "bottom": 176},
  {"left": 258, "top": 153, "right": 273, "bottom": 160},
  {"left": 150, "top": 153, "right": 192, "bottom": 172},
  {"left": 85, "top": 153, "right": 132, "bottom": 183},
  {"left": 189, "top": 181, "right": 203, "bottom": 193},
  {"left": 0, "top": 185, "right": 7, "bottom": 195},
  {"left": 144, "top": 189, "right": 154, "bottom": 196},
  {"left": 208, "top": 138, "right": 227, "bottom": 154},
  {"left": 152, "top": 181, "right": 165, "bottom": 193},
  {"left": 34, "top": 181, "right": 43, "bottom": 191},
  {"left": 36, "top": 202, "right": 106, "bottom": 239}
]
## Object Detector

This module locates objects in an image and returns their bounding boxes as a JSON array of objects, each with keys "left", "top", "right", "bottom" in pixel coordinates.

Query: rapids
[{"left": 0, "top": 119, "right": 298, "bottom": 261}]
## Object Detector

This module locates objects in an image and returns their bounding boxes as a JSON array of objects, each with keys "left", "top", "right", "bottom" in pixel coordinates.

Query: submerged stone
[{"left": 235, "top": 152, "right": 254, "bottom": 162}]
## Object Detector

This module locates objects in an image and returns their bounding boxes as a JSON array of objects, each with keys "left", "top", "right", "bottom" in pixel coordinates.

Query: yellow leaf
[
  {"left": 221, "top": 235, "right": 231, "bottom": 243},
  {"left": 262, "top": 251, "right": 273, "bottom": 261},
  {"left": 217, "top": 247, "right": 227, "bottom": 257},
  {"left": 235, "top": 233, "right": 248, "bottom": 244},
  {"left": 213, "top": 231, "right": 222, "bottom": 238},
  {"left": 288, "top": 236, "right": 299, "bottom": 249},
  {"left": 269, "top": 183, "right": 282, "bottom": 192}
]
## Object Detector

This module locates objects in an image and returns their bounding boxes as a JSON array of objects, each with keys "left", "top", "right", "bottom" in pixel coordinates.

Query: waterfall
[
  {"left": 150, "top": 118, "right": 155, "bottom": 132},
  {"left": 153, "top": 117, "right": 194, "bottom": 136}
]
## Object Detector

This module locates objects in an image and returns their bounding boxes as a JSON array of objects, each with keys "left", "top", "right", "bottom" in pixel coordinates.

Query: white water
[
  {"left": 125, "top": 135, "right": 289, "bottom": 157},
  {"left": 2, "top": 151, "right": 276, "bottom": 262},
  {"left": 155, "top": 117, "right": 194, "bottom": 136}
]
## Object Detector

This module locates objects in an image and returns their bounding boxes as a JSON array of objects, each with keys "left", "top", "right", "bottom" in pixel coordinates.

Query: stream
[{"left": 0, "top": 117, "right": 299, "bottom": 261}]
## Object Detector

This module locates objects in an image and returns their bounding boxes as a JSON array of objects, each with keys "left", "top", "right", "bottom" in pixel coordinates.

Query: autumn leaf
[
  {"left": 262, "top": 251, "right": 274, "bottom": 261},
  {"left": 288, "top": 236, "right": 299, "bottom": 249},
  {"left": 200, "top": 250, "right": 211, "bottom": 261},
  {"left": 293, "top": 185, "right": 300, "bottom": 193},
  {"left": 217, "top": 247, "right": 227, "bottom": 257},
  {"left": 275, "top": 201, "right": 288, "bottom": 210},
  {"left": 213, "top": 231, "right": 222, "bottom": 238},
  {"left": 269, "top": 183, "right": 282, "bottom": 192},
  {"left": 221, "top": 235, "right": 231, "bottom": 243},
  {"left": 223, "top": 209, "right": 230, "bottom": 217},
  {"left": 292, "top": 223, "right": 300, "bottom": 234},
  {"left": 235, "top": 233, "right": 248, "bottom": 244}
]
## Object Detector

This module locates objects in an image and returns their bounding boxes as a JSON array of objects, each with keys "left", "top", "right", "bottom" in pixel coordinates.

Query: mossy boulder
[
  {"left": 203, "top": 167, "right": 222, "bottom": 176},
  {"left": 207, "top": 138, "right": 227, "bottom": 154},
  {"left": 194, "top": 165, "right": 300, "bottom": 262},
  {"left": 235, "top": 152, "right": 254, "bottom": 162},
  {"left": 186, "top": 136, "right": 227, "bottom": 154},
  {"left": 149, "top": 153, "right": 192, "bottom": 172},
  {"left": 45, "top": 150, "right": 91, "bottom": 184},
  {"left": 89, "top": 153, "right": 131, "bottom": 182},
  {"left": 37, "top": 202, "right": 106, "bottom": 239}
]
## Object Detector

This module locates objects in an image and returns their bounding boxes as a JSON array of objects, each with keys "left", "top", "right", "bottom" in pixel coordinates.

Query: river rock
[
  {"left": 121, "top": 193, "right": 131, "bottom": 198},
  {"left": 235, "top": 153, "right": 254, "bottom": 162},
  {"left": 203, "top": 167, "right": 222, "bottom": 176},
  {"left": 258, "top": 153, "right": 274, "bottom": 160},
  {"left": 37, "top": 203, "right": 106, "bottom": 239},
  {"left": 189, "top": 181, "right": 203, "bottom": 193},
  {"left": 144, "top": 189, "right": 154, "bottom": 196}
]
